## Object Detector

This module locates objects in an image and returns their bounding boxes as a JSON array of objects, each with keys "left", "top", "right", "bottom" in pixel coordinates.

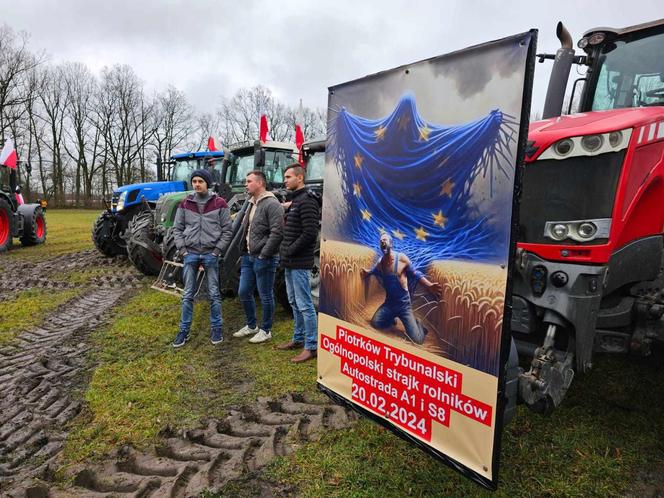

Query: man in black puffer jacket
[{"left": 276, "top": 164, "right": 320, "bottom": 363}]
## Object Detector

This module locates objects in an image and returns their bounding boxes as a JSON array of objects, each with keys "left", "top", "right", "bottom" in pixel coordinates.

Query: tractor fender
[{"left": 17, "top": 203, "right": 42, "bottom": 233}]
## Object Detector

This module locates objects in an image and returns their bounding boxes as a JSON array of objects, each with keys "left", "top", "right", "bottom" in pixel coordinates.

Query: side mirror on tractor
[{"left": 253, "top": 140, "right": 265, "bottom": 168}]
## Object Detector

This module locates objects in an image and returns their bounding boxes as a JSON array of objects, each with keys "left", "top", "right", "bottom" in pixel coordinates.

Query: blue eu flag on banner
[{"left": 328, "top": 93, "right": 518, "bottom": 268}]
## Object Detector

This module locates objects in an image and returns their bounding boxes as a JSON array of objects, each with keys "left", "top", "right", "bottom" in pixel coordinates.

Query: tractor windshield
[
  {"left": 172, "top": 158, "right": 224, "bottom": 187},
  {"left": 304, "top": 151, "right": 325, "bottom": 182},
  {"left": 227, "top": 153, "right": 255, "bottom": 185},
  {"left": 227, "top": 148, "right": 296, "bottom": 186},
  {"left": 590, "top": 28, "right": 664, "bottom": 110}
]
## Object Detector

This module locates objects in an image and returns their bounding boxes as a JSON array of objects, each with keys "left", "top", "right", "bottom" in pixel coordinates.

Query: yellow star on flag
[
  {"left": 419, "top": 126, "right": 431, "bottom": 141},
  {"left": 432, "top": 210, "right": 447, "bottom": 228},
  {"left": 361, "top": 209, "right": 372, "bottom": 221},
  {"left": 353, "top": 182, "right": 362, "bottom": 197},
  {"left": 378, "top": 226, "right": 387, "bottom": 234},
  {"left": 414, "top": 226, "right": 429, "bottom": 241},
  {"left": 440, "top": 178, "right": 455, "bottom": 197},
  {"left": 354, "top": 152, "right": 364, "bottom": 169},
  {"left": 374, "top": 125, "right": 387, "bottom": 141},
  {"left": 392, "top": 228, "right": 405, "bottom": 240}
]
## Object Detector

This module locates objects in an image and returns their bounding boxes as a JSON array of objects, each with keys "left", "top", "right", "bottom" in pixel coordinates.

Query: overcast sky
[{"left": 1, "top": 0, "right": 661, "bottom": 115}]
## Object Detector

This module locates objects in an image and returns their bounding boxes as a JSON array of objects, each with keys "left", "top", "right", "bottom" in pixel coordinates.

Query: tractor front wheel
[
  {"left": 126, "top": 210, "right": 162, "bottom": 276},
  {"left": 92, "top": 211, "right": 126, "bottom": 257},
  {"left": 0, "top": 197, "right": 14, "bottom": 253},
  {"left": 20, "top": 206, "right": 47, "bottom": 246}
]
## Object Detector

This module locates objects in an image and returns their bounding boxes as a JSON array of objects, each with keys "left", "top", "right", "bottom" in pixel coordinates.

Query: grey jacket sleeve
[
  {"left": 172, "top": 206, "right": 186, "bottom": 250},
  {"left": 215, "top": 208, "right": 233, "bottom": 255},
  {"left": 260, "top": 200, "right": 284, "bottom": 258}
]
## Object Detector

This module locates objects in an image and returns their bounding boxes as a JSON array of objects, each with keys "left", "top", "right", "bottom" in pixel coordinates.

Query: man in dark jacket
[
  {"left": 276, "top": 164, "right": 320, "bottom": 363},
  {"left": 172, "top": 169, "right": 232, "bottom": 348},
  {"left": 232, "top": 170, "right": 283, "bottom": 344}
]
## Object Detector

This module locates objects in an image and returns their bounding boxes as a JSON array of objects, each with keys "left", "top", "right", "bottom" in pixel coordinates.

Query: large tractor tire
[
  {"left": 19, "top": 205, "right": 47, "bottom": 246},
  {"left": 0, "top": 197, "right": 14, "bottom": 253},
  {"left": 274, "top": 246, "right": 320, "bottom": 313},
  {"left": 161, "top": 228, "right": 208, "bottom": 300},
  {"left": 126, "top": 210, "right": 162, "bottom": 276},
  {"left": 92, "top": 211, "right": 126, "bottom": 257}
]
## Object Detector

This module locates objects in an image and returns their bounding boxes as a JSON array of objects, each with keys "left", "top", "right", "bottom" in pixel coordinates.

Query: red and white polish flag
[{"left": 0, "top": 138, "right": 17, "bottom": 169}]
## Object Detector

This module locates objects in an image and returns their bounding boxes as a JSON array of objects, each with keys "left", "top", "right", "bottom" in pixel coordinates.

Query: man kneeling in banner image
[{"left": 360, "top": 233, "right": 443, "bottom": 344}]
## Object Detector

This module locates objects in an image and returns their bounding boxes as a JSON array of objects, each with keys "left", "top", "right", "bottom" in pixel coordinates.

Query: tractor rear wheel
[
  {"left": 20, "top": 207, "right": 47, "bottom": 246},
  {"left": 126, "top": 210, "right": 162, "bottom": 276},
  {"left": 92, "top": 211, "right": 126, "bottom": 257},
  {"left": 0, "top": 197, "right": 14, "bottom": 253}
]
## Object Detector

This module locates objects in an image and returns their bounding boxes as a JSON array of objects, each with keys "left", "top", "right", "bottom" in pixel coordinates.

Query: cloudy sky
[{"left": 1, "top": 0, "right": 660, "bottom": 115}]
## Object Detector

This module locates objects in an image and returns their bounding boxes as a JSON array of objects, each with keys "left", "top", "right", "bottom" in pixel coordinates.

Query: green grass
[
  {"left": 61, "top": 294, "right": 324, "bottom": 469},
  {"left": 61, "top": 289, "right": 239, "bottom": 468},
  {"left": 3, "top": 208, "right": 100, "bottom": 261},
  {"left": 58, "top": 285, "right": 664, "bottom": 496},
  {"left": 265, "top": 352, "right": 664, "bottom": 498},
  {"left": 0, "top": 289, "right": 80, "bottom": 345}
]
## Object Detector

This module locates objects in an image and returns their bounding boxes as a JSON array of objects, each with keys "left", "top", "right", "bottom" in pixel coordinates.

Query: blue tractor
[{"left": 91, "top": 151, "right": 226, "bottom": 272}]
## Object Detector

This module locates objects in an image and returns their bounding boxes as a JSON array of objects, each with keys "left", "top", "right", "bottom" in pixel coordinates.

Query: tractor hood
[
  {"left": 528, "top": 107, "right": 664, "bottom": 159},
  {"left": 113, "top": 180, "right": 186, "bottom": 196}
]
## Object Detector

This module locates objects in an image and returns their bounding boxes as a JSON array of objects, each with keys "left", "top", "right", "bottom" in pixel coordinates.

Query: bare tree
[
  {"left": 38, "top": 65, "right": 68, "bottom": 204},
  {"left": 152, "top": 86, "right": 193, "bottom": 178},
  {"left": 61, "top": 62, "right": 100, "bottom": 205},
  {"left": 219, "top": 85, "right": 292, "bottom": 144},
  {"left": 99, "top": 65, "right": 155, "bottom": 187},
  {"left": 0, "top": 25, "right": 45, "bottom": 141}
]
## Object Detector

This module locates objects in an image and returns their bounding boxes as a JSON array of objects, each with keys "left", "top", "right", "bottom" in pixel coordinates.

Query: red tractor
[
  {"left": 513, "top": 19, "right": 664, "bottom": 413},
  {"left": 0, "top": 161, "right": 47, "bottom": 252}
]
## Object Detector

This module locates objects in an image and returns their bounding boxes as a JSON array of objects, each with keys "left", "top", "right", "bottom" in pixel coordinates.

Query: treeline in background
[{"left": 0, "top": 25, "right": 325, "bottom": 207}]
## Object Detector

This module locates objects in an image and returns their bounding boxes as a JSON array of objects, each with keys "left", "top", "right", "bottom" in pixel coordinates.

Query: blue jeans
[
  {"left": 371, "top": 302, "right": 426, "bottom": 344},
  {"left": 238, "top": 255, "right": 279, "bottom": 331},
  {"left": 285, "top": 268, "right": 318, "bottom": 350},
  {"left": 179, "top": 253, "right": 222, "bottom": 333}
]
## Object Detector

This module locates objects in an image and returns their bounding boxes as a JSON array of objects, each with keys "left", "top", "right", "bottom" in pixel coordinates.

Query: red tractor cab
[
  {"left": 0, "top": 161, "right": 47, "bottom": 252},
  {"left": 513, "top": 19, "right": 664, "bottom": 413}
]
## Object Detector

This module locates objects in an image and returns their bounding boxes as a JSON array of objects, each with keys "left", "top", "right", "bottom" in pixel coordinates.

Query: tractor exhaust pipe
[
  {"left": 542, "top": 22, "right": 576, "bottom": 119},
  {"left": 156, "top": 156, "right": 164, "bottom": 182}
]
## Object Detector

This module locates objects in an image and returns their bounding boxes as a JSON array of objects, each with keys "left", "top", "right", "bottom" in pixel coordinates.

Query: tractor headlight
[
  {"left": 160, "top": 212, "right": 167, "bottom": 223},
  {"left": 577, "top": 222, "right": 597, "bottom": 239},
  {"left": 538, "top": 128, "right": 632, "bottom": 160},
  {"left": 116, "top": 191, "right": 128, "bottom": 212},
  {"left": 550, "top": 223, "right": 569, "bottom": 241},
  {"left": 608, "top": 131, "right": 623, "bottom": 148},
  {"left": 544, "top": 219, "right": 612, "bottom": 242},
  {"left": 554, "top": 138, "right": 574, "bottom": 157},
  {"left": 581, "top": 134, "right": 603, "bottom": 153}
]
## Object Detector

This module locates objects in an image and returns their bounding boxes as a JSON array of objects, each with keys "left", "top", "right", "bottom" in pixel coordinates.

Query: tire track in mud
[
  {"left": 0, "top": 289, "right": 127, "bottom": 495},
  {"left": 0, "top": 251, "right": 146, "bottom": 298},
  {"left": 48, "top": 394, "right": 355, "bottom": 498}
]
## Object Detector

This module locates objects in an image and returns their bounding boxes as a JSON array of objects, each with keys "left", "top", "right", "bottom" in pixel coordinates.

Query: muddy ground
[
  {"left": 2, "top": 248, "right": 663, "bottom": 497},
  {"left": 0, "top": 251, "right": 356, "bottom": 497}
]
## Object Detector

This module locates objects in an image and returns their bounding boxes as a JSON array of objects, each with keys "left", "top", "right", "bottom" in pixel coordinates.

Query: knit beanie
[{"left": 190, "top": 168, "right": 212, "bottom": 187}]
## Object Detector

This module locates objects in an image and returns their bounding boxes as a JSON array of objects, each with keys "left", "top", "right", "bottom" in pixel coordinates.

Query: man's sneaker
[
  {"left": 233, "top": 325, "right": 259, "bottom": 338},
  {"left": 248, "top": 329, "right": 272, "bottom": 343},
  {"left": 210, "top": 328, "right": 223, "bottom": 345},
  {"left": 172, "top": 330, "right": 190, "bottom": 348}
]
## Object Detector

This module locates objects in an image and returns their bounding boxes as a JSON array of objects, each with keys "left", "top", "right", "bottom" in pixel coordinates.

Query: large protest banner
[{"left": 317, "top": 31, "right": 536, "bottom": 489}]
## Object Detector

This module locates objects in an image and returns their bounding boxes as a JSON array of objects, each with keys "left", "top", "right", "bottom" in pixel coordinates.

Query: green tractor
[
  {"left": 152, "top": 138, "right": 325, "bottom": 309},
  {"left": 155, "top": 140, "right": 298, "bottom": 287},
  {"left": 122, "top": 151, "right": 226, "bottom": 275},
  {"left": 0, "top": 161, "right": 47, "bottom": 253}
]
